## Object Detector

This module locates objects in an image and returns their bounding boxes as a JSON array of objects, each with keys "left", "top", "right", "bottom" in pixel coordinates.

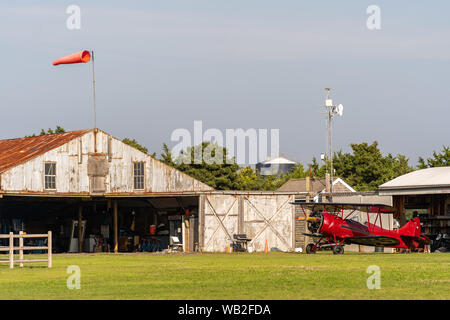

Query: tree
[
  {"left": 167, "top": 142, "right": 311, "bottom": 191},
  {"left": 386, "top": 153, "right": 414, "bottom": 178},
  {"left": 418, "top": 146, "right": 450, "bottom": 168},
  {"left": 159, "top": 140, "right": 417, "bottom": 191},
  {"left": 160, "top": 143, "right": 175, "bottom": 167},
  {"left": 55, "top": 126, "right": 66, "bottom": 133},
  {"left": 26, "top": 126, "right": 66, "bottom": 137},
  {"left": 271, "top": 163, "right": 308, "bottom": 190},
  {"left": 164, "top": 142, "right": 242, "bottom": 190},
  {"left": 122, "top": 138, "right": 156, "bottom": 157},
  {"left": 234, "top": 166, "right": 262, "bottom": 190},
  {"left": 308, "top": 157, "right": 327, "bottom": 178},
  {"left": 285, "top": 163, "right": 307, "bottom": 180},
  {"left": 332, "top": 142, "right": 414, "bottom": 191}
]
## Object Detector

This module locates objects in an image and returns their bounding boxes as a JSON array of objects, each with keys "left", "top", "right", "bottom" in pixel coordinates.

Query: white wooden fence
[{"left": 0, "top": 231, "right": 52, "bottom": 268}]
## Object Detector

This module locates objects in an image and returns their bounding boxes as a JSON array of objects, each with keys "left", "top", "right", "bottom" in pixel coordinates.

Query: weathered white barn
[{"left": 0, "top": 129, "right": 305, "bottom": 253}]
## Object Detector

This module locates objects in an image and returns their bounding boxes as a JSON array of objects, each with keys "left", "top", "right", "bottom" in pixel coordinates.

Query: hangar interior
[
  {"left": 379, "top": 167, "right": 450, "bottom": 252},
  {"left": 0, "top": 195, "right": 199, "bottom": 253},
  {"left": 392, "top": 194, "right": 450, "bottom": 252}
]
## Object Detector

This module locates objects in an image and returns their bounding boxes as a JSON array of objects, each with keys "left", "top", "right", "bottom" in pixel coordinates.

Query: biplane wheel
[
  {"left": 305, "top": 243, "right": 317, "bottom": 254},
  {"left": 332, "top": 245, "right": 344, "bottom": 255}
]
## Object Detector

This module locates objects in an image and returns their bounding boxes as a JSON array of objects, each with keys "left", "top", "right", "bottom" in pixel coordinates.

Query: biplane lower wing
[
  {"left": 302, "top": 232, "right": 324, "bottom": 238},
  {"left": 344, "top": 235, "right": 400, "bottom": 247},
  {"left": 400, "top": 235, "right": 431, "bottom": 245}
]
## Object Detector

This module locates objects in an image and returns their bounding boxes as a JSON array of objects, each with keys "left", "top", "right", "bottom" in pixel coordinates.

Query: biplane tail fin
[
  {"left": 399, "top": 217, "right": 432, "bottom": 247},
  {"left": 398, "top": 217, "right": 421, "bottom": 237}
]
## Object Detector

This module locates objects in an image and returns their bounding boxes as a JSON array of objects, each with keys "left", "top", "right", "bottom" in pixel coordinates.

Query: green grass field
[{"left": 0, "top": 252, "right": 449, "bottom": 300}]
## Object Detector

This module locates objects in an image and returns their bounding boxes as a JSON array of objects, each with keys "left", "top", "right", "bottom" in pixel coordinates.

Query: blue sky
[{"left": 0, "top": 1, "right": 449, "bottom": 166}]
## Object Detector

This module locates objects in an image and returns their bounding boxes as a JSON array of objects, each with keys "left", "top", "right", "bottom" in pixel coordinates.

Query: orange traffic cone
[
  {"left": 53, "top": 50, "right": 91, "bottom": 66},
  {"left": 264, "top": 240, "right": 269, "bottom": 253}
]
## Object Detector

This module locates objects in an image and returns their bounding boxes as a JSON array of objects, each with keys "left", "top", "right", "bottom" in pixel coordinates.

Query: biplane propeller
[
  {"left": 291, "top": 202, "right": 431, "bottom": 254},
  {"left": 296, "top": 216, "right": 321, "bottom": 222}
]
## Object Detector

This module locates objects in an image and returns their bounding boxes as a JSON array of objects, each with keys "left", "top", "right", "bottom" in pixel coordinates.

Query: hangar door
[{"left": 199, "top": 194, "right": 295, "bottom": 252}]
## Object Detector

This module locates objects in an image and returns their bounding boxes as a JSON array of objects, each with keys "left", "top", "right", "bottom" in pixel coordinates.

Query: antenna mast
[{"left": 323, "top": 88, "right": 344, "bottom": 201}]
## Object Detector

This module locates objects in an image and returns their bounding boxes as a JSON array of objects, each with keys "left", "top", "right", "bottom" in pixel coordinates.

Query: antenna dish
[{"left": 337, "top": 104, "right": 344, "bottom": 116}]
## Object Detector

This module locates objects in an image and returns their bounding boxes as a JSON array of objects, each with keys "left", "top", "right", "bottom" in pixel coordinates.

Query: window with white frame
[
  {"left": 133, "top": 162, "right": 145, "bottom": 190},
  {"left": 44, "top": 162, "right": 56, "bottom": 190}
]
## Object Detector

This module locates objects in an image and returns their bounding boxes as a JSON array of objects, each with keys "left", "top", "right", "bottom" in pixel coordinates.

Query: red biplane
[{"left": 292, "top": 202, "right": 431, "bottom": 254}]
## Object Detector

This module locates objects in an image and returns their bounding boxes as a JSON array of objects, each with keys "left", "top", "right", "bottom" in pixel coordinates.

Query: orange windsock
[{"left": 52, "top": 50, "right": 91, "bottom": 66}]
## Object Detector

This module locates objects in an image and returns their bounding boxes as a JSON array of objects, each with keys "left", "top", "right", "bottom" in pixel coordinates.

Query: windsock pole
[{"left": 91, "top": 51, "right": 97, "bottom": 130}]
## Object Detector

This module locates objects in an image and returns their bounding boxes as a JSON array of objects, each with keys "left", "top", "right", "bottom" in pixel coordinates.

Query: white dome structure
[
  {"left": 256, "top": 156, "right": 296, "bottom": 177},
  {"left": 262, "top": 157, "right": 296, "bottom": 165}
]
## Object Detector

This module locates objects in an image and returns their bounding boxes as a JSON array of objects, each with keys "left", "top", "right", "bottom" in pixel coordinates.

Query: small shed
[{"left": 379, "top": 167, "right": 450, "bottom": 249}]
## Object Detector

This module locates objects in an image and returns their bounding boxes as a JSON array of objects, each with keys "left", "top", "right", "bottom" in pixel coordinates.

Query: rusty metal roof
[{"left": 0, "top": 129, "right": 90, "bottom": 173}]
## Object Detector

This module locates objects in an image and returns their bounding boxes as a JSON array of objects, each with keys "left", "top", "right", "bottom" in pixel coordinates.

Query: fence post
[
  {"left": 48, "top": 231, "right": 52, "bottom": 268},
  {"left": 9, "top": 232, "right": 14, "bottom": 269},
  {"left": 19, "top": 231, "right": 24, "bottom": 268}
]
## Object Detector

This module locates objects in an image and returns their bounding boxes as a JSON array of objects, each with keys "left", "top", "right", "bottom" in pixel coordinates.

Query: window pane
[
  {"left": 133, "top": 162, "right": 145, "bottom": 189},
  {"left": 44, "top": 163, "right": 56, "bottom": 189},
  {"left": 46, "top": 163, "right": 55, "bottom": 175}
]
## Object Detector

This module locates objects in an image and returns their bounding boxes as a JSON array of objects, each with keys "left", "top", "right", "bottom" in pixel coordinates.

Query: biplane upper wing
[
  {"left": 291, "top": 202, "right": 396, "bottom": 213},
  {"left": 344, "top": 235, "right": 400, "bottom": 246}
]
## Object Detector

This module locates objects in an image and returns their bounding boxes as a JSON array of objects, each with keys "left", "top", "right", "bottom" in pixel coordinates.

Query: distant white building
[{"left": 256, "top": 156, "right": 296, "bottom": 176}]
